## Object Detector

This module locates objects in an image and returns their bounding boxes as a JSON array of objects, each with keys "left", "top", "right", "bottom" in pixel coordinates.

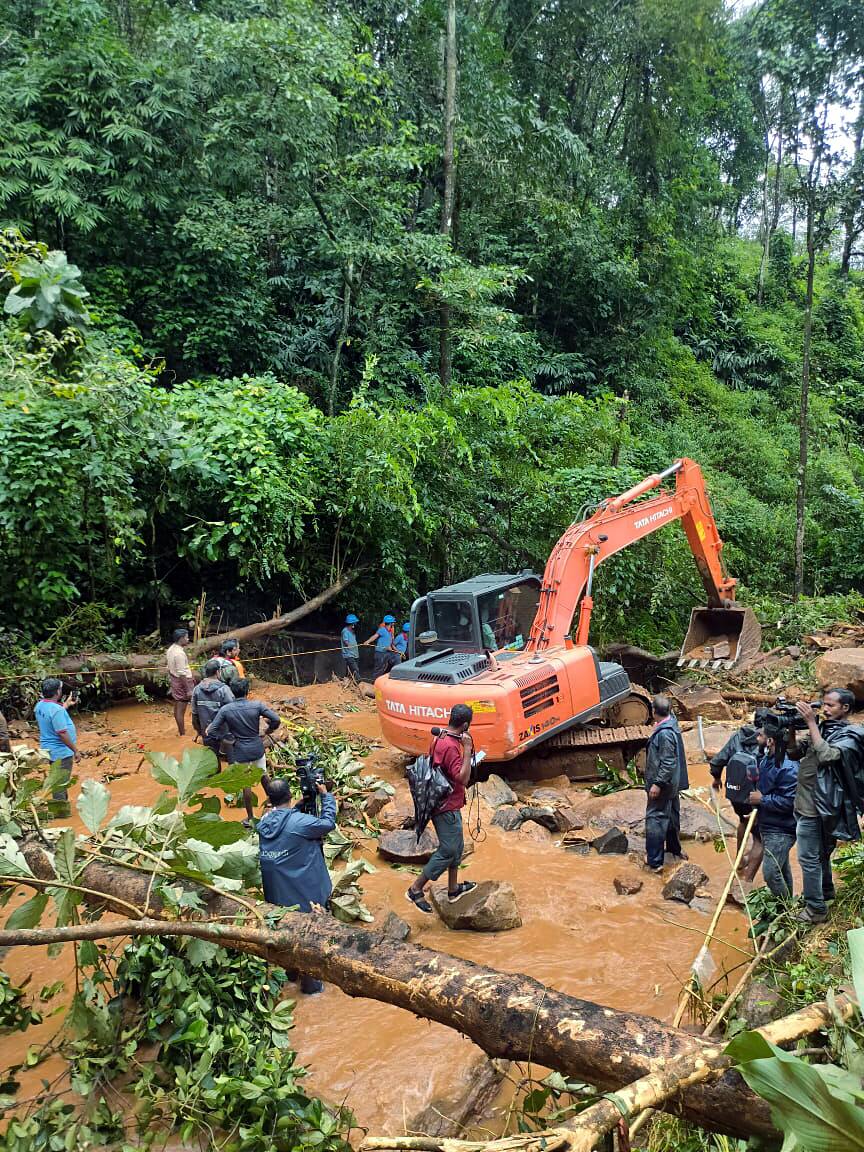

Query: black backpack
[
  {"left": 406, "top": 736, "right": 453, "bottom": 838},
  {"left": 725, "top": 750, "right": 759, "bottom": 804}
]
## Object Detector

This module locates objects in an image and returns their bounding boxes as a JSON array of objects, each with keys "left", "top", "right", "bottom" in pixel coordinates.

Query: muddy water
[{"left": 1, "top": 685, "right": 755, "bottom": 1135}]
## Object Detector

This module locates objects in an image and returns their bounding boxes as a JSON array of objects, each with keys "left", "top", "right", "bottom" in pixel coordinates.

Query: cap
[
  {"left": 345, "top": 613, "right": 359, "bottom": 624},
  {"left": 383, "top": 614, "right": 396, "bottom": 624},
  {"left": 402, "top": 622, "right": 411, "bottom": 632}
]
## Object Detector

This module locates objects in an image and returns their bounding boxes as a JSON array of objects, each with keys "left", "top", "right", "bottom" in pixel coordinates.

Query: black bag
[
  {"left": 724, "top": 750, "right": 759, "bottom": 804},
  {"left": 406, "top": 738, "right": 453, "bottom": 837},
  {"left": 814, "top": 760, "right": 860, "bottom": 842}
]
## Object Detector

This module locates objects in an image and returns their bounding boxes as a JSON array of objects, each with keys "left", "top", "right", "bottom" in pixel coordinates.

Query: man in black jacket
[
  {"left": 644, "top": 695, "right": 687, "bottom": 873},
  {"left": 205, "top": 679, "right": 280, "bottom": 770},
  {"left": 710, "top": 709, "right": 769, "bottom": 880}
]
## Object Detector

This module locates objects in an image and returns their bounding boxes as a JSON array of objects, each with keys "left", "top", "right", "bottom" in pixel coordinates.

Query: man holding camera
[
  {"left": 787, "top": 689, "right": 854, "bottom": 923},
  {"left": 406, "top": 704, "right": 477, "bottom": 914},
  {"left": 257, "top": 776, "right": 336, "bottom": 995}
]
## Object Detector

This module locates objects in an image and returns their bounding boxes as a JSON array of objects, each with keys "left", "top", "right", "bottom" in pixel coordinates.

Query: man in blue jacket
[
  {"left": 748, "top": 724, "right": 798, "bottom": 899},
  {"left": 257, "top": 776, "right": 337, "bottom": 994}
]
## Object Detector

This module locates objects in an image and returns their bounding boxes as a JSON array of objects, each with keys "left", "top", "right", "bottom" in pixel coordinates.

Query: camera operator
[
  {"left": 257, "top": 776, "right": 337, "bottom": 995},
  {"left": 787, "top": 689, "right": 853, "bottom": 924},
  {"left": 406, "top": 704, "right": 477, "bottom": 914}
]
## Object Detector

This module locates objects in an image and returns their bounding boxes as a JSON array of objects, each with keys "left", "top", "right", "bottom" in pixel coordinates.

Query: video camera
[
  {"left": 765, "top": 697, "right": 822, "bottom": 734},
  {"left": 295, "top": 753, "right": 326, "bottom": 814}
]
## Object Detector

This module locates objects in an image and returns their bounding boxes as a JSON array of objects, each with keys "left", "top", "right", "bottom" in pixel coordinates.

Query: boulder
[
  {"left": 593, "top": 827, "right": 629, "bottom": 855},
  {"left": 662, "top": 863, "right": 710, "bottom": 904},
  {"left": 529, "top": 788, "right": 570, "bottom": 807},
  {"left": 670, "top": 685, "right": 732, "bottom": 721},
  {"left": 365, "top": 788, "right": 394, "bottom": 818},
  {"left": 379, "top": 911, "right": 411, "bottom": 942},
  {"left": 377, "top": 828, "right": 438, "bottom": 864},
  {"left": 429, "top": 880, "right": 522, "bottom": 931},
  {"left": 613, "top": 875, "right": 644, "bottom": 896},
  {"left": 518, "top": 805, "right": 559, "bottom": 833},
  {"left": 477, "top": 774, "right": 518, "bottom": 808},
  {"left": 571, "top": 787, "right": 733, "bottom": 840},
  {"left": 553, "top": 806, "right": 584, "bottom": 833},
  {"left": 562, "top": 832, "right": 593, "bottom": 855},
  {"left": 814, "top": 647, "right": 864, "bottom": 701},
  {"left": 681, "top": 722, "right": 739, "bottom": 763},
  {"left": 491, "top": 806, "right": 524, "bottom": 832},
  {"left": 377, "top": 800, "right": 415, "bottom": 831},
  {"left": 518, "top": 820, "right": 553, "bottom": 844},
  {"left": 740, "top": 980, "right": 788, "bottom": 1028}
]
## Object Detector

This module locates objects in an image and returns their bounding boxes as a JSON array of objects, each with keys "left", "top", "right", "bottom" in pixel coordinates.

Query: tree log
[
  {"left": 187, "top": 569, "right": 361, "bottom": 657},
  {"left": 15, "top": 844, "right": 782, "bottom": 1141}
]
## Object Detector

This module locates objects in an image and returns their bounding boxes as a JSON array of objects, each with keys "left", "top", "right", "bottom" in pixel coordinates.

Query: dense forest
[{"left": 2, "top": 0, "right": 864, "bottom": 655}]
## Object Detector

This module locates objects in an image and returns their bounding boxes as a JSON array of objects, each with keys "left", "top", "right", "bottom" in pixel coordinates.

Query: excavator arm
[{"left": 527, "top": 459, "right": 736, "bottom": 652}]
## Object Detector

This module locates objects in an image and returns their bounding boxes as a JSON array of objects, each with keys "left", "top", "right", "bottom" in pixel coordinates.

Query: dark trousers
[
  {"left": 343, "top": 655, "right": 360, "bottom": 681},
  {"left": 54, "top": 756, "right": 73, "bottom": 801},
  {"left": 422, "top": 810, "right": 465, "bottom": 881},
  {"left": 645, "top": 790, "right": 681, "bottom": 868},
  {"left": 796, "top": 815, "right": 835, "bottom": 915},
  {"left": 761, "top": 830, "right": 795, "bottom": 899},
  {"left": 373, "top": 651, "right": 389, "bottom": 677}
]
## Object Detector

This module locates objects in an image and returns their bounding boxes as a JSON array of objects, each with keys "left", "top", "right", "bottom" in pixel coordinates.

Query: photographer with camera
[
  {"left": 787, "top": 689, "right": 855, "bottom": 924},
  {"left": 257, "top": 775, "right": 336, "bottom": 995},
  {"left": 747, "top": 723, "right": 798, "bottom": 900},
  {"left": 406, "top": 704, "right": 477, "bottom": 914}
]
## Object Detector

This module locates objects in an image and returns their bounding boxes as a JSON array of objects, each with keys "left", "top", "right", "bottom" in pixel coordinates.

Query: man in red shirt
[{"left": 406, "top": 704, "right": 477, "bottom": 914}]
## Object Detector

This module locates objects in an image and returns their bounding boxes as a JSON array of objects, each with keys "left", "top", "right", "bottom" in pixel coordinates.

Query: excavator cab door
[{"left": 679, "top": 605, "right": 761, "bottom": 669}]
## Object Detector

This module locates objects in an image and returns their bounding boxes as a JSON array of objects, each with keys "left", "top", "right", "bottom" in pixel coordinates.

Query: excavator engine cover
[{"left": 678, "top": 605, "right": 761, "bottom": 669}]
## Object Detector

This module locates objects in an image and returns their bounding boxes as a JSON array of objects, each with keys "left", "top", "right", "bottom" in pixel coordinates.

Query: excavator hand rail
[{"left": 527, "top": 458, "right": 735, "bottom": 652}]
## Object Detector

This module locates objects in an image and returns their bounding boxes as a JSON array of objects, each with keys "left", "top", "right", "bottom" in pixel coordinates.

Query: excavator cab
[
  {"left": 407, "top": 572, "right": 542, "bottom": 660},
  {"left": 679, "top": 605, "right": 761, "bottom": 669}
]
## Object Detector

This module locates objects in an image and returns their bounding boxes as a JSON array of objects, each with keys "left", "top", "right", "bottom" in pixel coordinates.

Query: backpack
[
  {"left": 406, "top": 736, "right": 453, "bottom": 838},
  {"left": 725, "top": 750, "right": 759, "bottom": 804}
]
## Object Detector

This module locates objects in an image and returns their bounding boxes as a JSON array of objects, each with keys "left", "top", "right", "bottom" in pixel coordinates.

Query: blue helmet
[
  {"left": 345, "top": 613, "right": 359, "bottom": 625},
  {"left": 383, "top": 614, "right": 396, "bottom": 625},
  {"left": 402, "top": 622, "right": 411, "bottom": 632}
]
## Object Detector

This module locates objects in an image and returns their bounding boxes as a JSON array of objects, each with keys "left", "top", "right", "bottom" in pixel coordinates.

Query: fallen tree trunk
[
  {"left": 188, "top": 569, "right": 361, "bottom": 657},
  {"left": 16, "top": 845, "right": 781, "bottom": 1141}
]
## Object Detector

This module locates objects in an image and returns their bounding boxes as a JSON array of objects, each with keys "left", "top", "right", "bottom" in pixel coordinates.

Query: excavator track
[{"left": 510, "top": 687, "right": 655, "bottom": 782}]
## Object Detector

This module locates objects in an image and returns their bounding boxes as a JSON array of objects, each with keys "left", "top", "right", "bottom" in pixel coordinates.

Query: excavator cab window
[
  {"left": 432, "top": 600, "right": 475, "bottom": 645},
  {"left": 477, "top": 582, "right": 540, "bottom": 651}
]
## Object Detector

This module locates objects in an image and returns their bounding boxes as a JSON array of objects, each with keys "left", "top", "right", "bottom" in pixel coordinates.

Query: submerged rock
[
  {"left": 518, "top": 805, "right": 559, "bottom": 832},
  {"left": 613, "top": 875, "right": 644, "bottom": 896},
  {"left": 379, "top": 911, "right": 411, "bottom": 942},
  {"left": 593, "top": 827, "right": 628, "bottom": 854},
  {"left": 430, "top": 880, "right": 522, "bottom": 931},
  {"left": 662, "top": 863, "right": 709, "bottom": 904}
]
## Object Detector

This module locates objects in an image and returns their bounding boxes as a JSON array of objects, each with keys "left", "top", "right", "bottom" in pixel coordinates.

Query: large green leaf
[
  {"left": 5, "top": 893, "right": 48, "bottom": 930},
  {"left": 0, "top": 834, "right": 34, "bottom": 878},
  {"left": 207, "top": 763, "right": 263, "bottom": 793},
  {"left": 183, "top": 814, "right": 249, "bottom": 847},
  {"left": 728, "top": 1032, "right": 864, "bottom": 1151},
  {"left": 53, "top": 829, "right": 77, "bottom": 885},
  {"left": 147, "top": 748, "right": 218, "bottom": 802},
  {"left": 847, "top": 927, "right": 864, "bottom": 1014},
  {"left": 76, "top": 779, "right": 110, "bottom": 835}
]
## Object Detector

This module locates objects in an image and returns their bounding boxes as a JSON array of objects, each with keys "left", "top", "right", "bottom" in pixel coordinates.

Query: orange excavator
[{"left": 375, "top": 458, "right": 761, "bottom": 779}]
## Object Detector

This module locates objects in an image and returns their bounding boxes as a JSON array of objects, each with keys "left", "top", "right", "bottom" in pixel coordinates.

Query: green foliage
[
  {"left": 4, "top": 249, "right": 89, "bottom": 334},
  {"left": 0, "top": 973, "right": 42, "bottom": 1036}
]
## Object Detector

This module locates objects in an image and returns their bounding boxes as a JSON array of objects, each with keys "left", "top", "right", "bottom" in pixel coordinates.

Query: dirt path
[{"left": 1, "top": 680, "right": 757, "bottom": 1135}]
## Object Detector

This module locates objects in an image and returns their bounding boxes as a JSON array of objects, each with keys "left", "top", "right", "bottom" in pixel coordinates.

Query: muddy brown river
[{"left": 1, "top": 682, "right": 760, "bottom": 1136}]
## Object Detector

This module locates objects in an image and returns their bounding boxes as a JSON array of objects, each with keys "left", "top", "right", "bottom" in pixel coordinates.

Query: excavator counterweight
[{"left": 376, "top": 459, "right": 760, "bottom": 778}]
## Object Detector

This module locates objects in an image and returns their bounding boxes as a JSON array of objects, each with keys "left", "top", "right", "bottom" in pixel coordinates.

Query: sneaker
[
  {"left": 796, "top": 905, "right": 828, "bottom": 924},
  {"left": 670, "top": 851, "right": 689, "bottom": 862},
  {"left": 643, "top": 863, "right": 664, "bottom": 875},
  {"left": 448, "top": 881, "right": 477, "bottom": 902},
  {"left": 406, "top": 888, "right": 433, "bottom": 914}
]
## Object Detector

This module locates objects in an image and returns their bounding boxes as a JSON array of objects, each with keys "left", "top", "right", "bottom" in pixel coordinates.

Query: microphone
[{"left": 431, "top": 726, "right": 442, "bottom": 736}]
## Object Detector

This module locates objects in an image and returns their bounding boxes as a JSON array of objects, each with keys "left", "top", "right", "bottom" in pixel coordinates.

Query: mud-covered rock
[
  {"left": 491, "top": 806, "right": 524, "bottom": 832},
  {"left": 670, "top": 686, "right": 733, "bottom": 721},
  {"left": 518, "top": 820, "right": 553, "bottom": 843},
  {"left": 477, "top": 774, "right": 518, "bottom": 808},
  {"left": 682, "top": 722, "right": 739, "bottom": 763},
  {"left": 613, "top": 875, "right": 644, "bottom": 895},
  {"left": 529, "top": 787, "right": 570, "bottom": 807},
  {"left": 553, "top": 806, "right": 584, "bottom": 833},
  {"left": 365, "top": 787, "right": 394, "bottom": 818},
  {"left": 593, "top": 826, "right": 629, "bottom": 854},
  {"left": 379, "top": 911, "right": 411, "bottom": 942},
  {"left": 430, "top": 880, "right": 522, "bottom": 931},
  {"left": 518, "top": 805, "right": 559, "bottom": 832},
  {"left": 814, "top": 647, "right": 864, "bottom": 701},
  {"left": 572, "top": 787, "right": 733, "bottom": 840},
  {"left": 377, "top": 828, "right": 438, "bottom": 863},
  {"left": 376, "top": 798, "right": 415, "bottom": 831},
  {"left": 662, "top": 863, "right": 709, "bottom": 904},
  {"left": 740, "top": 980, "right": 788, "bottom": 1028}
]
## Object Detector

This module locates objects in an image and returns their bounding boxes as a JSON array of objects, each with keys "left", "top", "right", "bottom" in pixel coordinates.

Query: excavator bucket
[{"left": 678, "top": 606, "right": 762, "bottom": 669}]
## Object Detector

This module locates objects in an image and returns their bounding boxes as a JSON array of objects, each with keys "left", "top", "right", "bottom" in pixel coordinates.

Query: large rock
[
  {"left": 518, "top": 820, "right": 553, "bottom": 844},
  {"left": 662, "top": 863, "right": 710, "bottom": 904},
  {"left": 529, "top": 788, "right": 570, "bottom": 807},
  {"left": 518, "top": 805, "right": 559, "bottom": 833},
  {"left": 377, "top": 828, "right": 438, "bottom": 863},
  {"left": 740, "top": 980, "right": 788, "bottom": 1028},
  {"left": 365, "top": 788, "right": 394, "bottom": 818},
  {"left": 477, "top": 774, "right": 518, "bottom": 808},
  {"left": 571, "top": 788, "right": 733, "bottom": 840},
  {"left": 553, "top": 806, "right": 584, "bottom": 833},
  {"left": 682, "top": 722, "right": 739, "bottom": 763},
  {"left": 491, "top": 806, "right": 524, "bottom": 832},
  {"left": 814, "top": 647, "right": 864, "bottom": 701},
  {"left": 613, "top": 875, "right": 644, "bottom": 896},
  {"left": 430, "top": 880, "right": 522, "bottom": 931},
  {"left": 562, "top": 832, "right": 593, "bottom": 855},
  {"left": 408, "top": 1053, "right": 509, "bottom": 1137},
  {"left": 670, "top": 685, "right": 733, "bottom": 721},
  {"left": 593, "top": 827, "right": 628, "bottom": 855}
]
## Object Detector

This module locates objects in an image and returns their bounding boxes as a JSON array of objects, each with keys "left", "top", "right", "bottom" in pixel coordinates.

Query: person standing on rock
[
  {"left": 257, "top": 775, "right": 336, "bottom": 995},
  {"left": 406, "top": 704, "right": 477, "bottom": 913},
  {"left": 787, "top": 690, "right": 855, "bottom": 924},
  {"left": 644, "top": 695, "right": 687, "bottom": 873},
  {"left": 166, "top": 628, "right": 196, "bottom": 736},
  {"left": 748, "top": 724, "right": 798, "bottom": 900},
  {"left": 341, "top": 614, "right": 361, "bottom": 681}
]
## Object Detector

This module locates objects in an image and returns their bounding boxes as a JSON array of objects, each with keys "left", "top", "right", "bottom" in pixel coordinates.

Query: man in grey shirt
[{"left": 787, "top": 689, "right": 853, "bottom": 923}]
